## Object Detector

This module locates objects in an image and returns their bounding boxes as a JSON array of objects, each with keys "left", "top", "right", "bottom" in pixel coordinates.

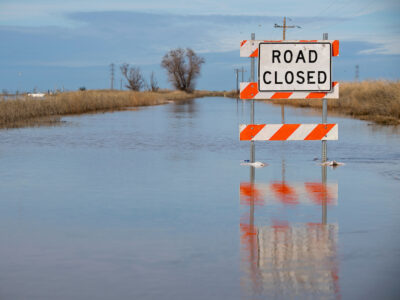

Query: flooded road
[{"left": 0, "top": 97, "right": 399, "bottom": 299}]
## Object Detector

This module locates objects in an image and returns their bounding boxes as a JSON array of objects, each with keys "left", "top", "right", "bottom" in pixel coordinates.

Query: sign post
[
  {"left": 250, "top": 33, "right": 255, "bottom": 165},
  {"left": 322, "top": 33, "right": 329, "bottom": 163}
]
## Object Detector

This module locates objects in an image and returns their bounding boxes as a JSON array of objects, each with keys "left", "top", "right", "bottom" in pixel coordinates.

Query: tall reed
[
  {"left": 0, "top": 89, "right": 230, "bottom": 128},
  {"left": 270, "top": 81, "right": 400, "bottom": 125}
]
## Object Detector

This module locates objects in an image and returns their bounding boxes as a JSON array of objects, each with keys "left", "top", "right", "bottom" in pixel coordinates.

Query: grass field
[
  {"left": 0, "top": 89, "right": 236, "bottom": 128},
  {"left": 1, "top": 81, "right": 399, "bottom": 128},
  {"left": 270, "top": 81, "right": 400, "bottom": 125}
]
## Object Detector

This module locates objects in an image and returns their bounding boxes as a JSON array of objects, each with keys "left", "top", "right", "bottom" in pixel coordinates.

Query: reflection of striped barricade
[
  {"left": 240, "top": 221, "right": 340, "bottom": 298},
  {"left": 239, "top": 124, "right": 338, "bottom": 141},
  {"left": 240, "top": 182, "right": 338, "bottom": 206}
]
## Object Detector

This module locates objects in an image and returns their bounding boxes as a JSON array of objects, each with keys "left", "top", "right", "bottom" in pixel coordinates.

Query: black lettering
[
  {"left": 285, "top": 71, "right": 294, "bottom": 84},
  {"left": 296, "top": 71, "right": 305, "bottom": 84},
  {"left": 318, "top": 71, "right": 327, "bottom": 84},
  {"left": 263, "top": 71, "right": 272, "bottom": 84},
  {"left": 307, "top": 71, "right": 315, "bottom": 84},
  {"left": 272, "top": 50, "right": 281, "bottom": 63},
  {"left": 295, "top": 50, "right": 306, "bottom": 63},
  {"left": 274, "top": 71, "right": 283, "bottom": 84},
  {"left": 309, "top": 50, "right": 318, "bottom": 63},
  {"left": 284, "top": 50, "right": 293, "bottom": 63}
]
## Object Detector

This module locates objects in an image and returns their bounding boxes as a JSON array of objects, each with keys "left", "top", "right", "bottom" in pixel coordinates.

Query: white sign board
[{"left": 258, "top": 42, "right": 332, "bottom": 92}]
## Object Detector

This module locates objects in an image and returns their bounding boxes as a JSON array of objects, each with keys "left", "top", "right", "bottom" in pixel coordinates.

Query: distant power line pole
[
  {"left": 274, "top": 16, "right": 301, "bottom": 40},
  {"left": 274, "top": 17, "right": 301, "bottom": 123},
  {"left": 110, "top": 63, "right": 115, "bottom": 90},
  {"left": 355, "top": 65, "right": 359, "bottom": 81},
  {"left": 234, "top": 68, "right": 246, "bottom": 93},
  {"left": 234, "top": 68, "right": 240, "bottom": 93}
]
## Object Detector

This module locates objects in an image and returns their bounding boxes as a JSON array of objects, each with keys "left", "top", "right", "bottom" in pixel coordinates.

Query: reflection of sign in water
[
  {"left": 240, "top": 181, "right": 338, "bottom": 206},
  {"left": 240, "top": 222, "right": 340, "bottom": 299}
]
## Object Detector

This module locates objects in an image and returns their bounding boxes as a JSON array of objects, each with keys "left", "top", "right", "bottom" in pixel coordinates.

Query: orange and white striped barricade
[
  {"left": 239, "top": 124, "right": 338, "bottom": 141},
  {"left": 240, "top": 82, "right": 339, "bottom": 100},
  {"left": 240, "top": 40, "right": 339, "bottom": 58}
]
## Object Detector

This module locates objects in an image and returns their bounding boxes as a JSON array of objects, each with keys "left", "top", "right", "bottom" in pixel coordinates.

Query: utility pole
[
  {"left": 234, "top": 68, "right": 240, "bottom": 93},
  {"left": 274, "top": 17, "right": 301, "bottom": 123},
  {"left": 234, "top": 68, "right": 247, "bottom": 93},
  {"left": 274, "top": 17, "right": 301, "bottom": 40},
  {"left": 355, "top": 65, "right": 359, "bottom": 82},
  {"left": 120, "top": 78, "right": 123, "bottom": 90},
  {"left": 110, "top": 63, "right": 115, "bottom": 90}
]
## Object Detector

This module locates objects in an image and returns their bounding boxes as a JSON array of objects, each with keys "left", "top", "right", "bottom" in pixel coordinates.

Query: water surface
[{"left": 0, "top": 98, "right": 399, "bottom": 299}]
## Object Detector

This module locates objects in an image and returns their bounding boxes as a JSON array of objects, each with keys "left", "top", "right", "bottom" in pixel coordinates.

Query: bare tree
[
  {"left": 161, "top": 48, "right": 205, "bottom": 93},
  {"left": 120, "top": 63, "right": 144, "bottom": 91},
  {"left": 149, "top": 71, "right": 159, "bottom": 92}
]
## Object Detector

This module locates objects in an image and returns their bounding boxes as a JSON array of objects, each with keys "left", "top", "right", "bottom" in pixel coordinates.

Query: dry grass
[
  {"left": 269, "top": 81, "right": 400, "bottom": 125},
  {"left": 0, "top": 89, "right": 230, "bottom": 129}
]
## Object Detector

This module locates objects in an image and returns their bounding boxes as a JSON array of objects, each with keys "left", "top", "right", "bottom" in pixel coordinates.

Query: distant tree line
[{"left": 119, "top": 48, "right": 204, "bottom": 93}]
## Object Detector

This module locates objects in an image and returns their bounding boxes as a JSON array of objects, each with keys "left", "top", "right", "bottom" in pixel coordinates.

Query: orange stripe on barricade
[
  {"left": 306, "top": 81, "right": 338, "bottom": 98},
  {"left": 269, "top": 124, "right": 300, "bottom": 140},
  {"left": 299, "top": 40, "right": 318, "bottom": 42},
  {"left": 240, "top": 82, "right": 258, "bottom": 99},
  {"left": 240, "top": 40, "right": 247, "bottom": 47},
  {"left": 271, "top": 92, "right": 292, "bottom": 99},
  {"left": 240, "top": 124, "right": 266, "bottom": 140},
  {"left": 250, "top": 48, "right": 258, "bottom": 57},
  {"left": 305, "top": 124, "right": 335, "bottom": 140},
  {"left": 306, "top": 92, "right": 327, "bottom": 99},
  {"left": 332, "top": 40, "right": 339, "bottom": 56}
]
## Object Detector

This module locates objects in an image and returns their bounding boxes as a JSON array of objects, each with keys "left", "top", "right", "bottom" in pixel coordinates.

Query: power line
[{"left": 234, "top": 67, "right": 246, "bottom": 92}]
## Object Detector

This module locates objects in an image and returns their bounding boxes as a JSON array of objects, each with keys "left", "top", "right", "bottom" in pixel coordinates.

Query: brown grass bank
[
  {"left": 0, "top": 89, "right": 232, "bottom": 129},
  {"left": 269, "top": 81, "right": 400, "bottom": 125}
]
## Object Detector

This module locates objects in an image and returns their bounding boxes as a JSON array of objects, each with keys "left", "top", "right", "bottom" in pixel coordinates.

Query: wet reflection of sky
[{"left": 0, "top": 98, "right": 399, "bottom": 299}]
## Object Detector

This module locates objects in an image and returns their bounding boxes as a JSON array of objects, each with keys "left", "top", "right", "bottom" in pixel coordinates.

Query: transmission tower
[
  {"left": 110, "top": 63, "right": 115, "bottom": 90},
  {"left": 355, "top": 65, "right": 359, "bottom": 81}
]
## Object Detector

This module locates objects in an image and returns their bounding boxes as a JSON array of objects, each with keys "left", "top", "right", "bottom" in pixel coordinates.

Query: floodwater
[{"left": 0, "top": 97, "right": 399, "bottom": 300}]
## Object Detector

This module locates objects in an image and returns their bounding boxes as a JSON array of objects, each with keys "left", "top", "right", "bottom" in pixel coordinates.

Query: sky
[{"left": 0, "top": 0, "right": 399, "bottom": 92}]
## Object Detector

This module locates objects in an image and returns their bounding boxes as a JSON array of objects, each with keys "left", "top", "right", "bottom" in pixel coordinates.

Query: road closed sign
[{"left": 258, "top": 42, "right": 332, "bottom": 92}]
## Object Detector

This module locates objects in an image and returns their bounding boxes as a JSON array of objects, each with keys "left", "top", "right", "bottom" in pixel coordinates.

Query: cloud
[{"left": 0, "top": 7, "right": 399, "bottom": 91}]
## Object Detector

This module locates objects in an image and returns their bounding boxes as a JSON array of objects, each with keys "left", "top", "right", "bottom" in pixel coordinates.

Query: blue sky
[{"left": 0, "top": 0, "right": 399, "bottom": 92}]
